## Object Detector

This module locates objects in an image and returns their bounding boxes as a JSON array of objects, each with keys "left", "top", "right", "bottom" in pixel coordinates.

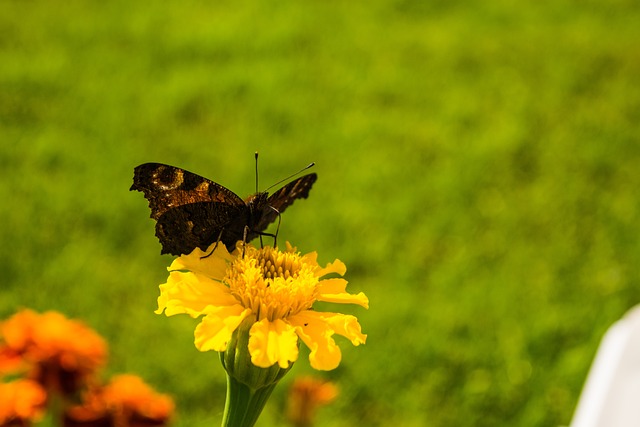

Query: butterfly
[{"left": 130, "top": 162, "right": 317, "bottom": 256}]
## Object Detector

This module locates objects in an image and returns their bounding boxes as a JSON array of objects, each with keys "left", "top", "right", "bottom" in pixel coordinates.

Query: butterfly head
[{"left": 245, "top": 192, "right": 269, "bottom": 210}]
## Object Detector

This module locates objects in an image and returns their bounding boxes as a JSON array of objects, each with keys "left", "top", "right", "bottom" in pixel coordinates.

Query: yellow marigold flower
[
  {"left": 0, "top": 379, "right": 47, "bottom": 426},
  {"left": 63, "top": 374, "right": 174, "bottom": 427},
  {"left": 156, "top": 242, "right": 368, "bottom": 371},
  {"left": 0, "top": 310, "right": 107, "bottom": 396}
]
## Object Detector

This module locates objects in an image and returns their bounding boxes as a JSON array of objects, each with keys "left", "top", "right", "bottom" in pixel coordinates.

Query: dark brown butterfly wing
[
  {"left": 155, "top": 201, "right": 249, "bottom": 256},
  {"left": 130, "top": 163, "right": 248, "bottom": 255},
  {"left": 249, "top": 173, "right": 318, "bottom": 238}
]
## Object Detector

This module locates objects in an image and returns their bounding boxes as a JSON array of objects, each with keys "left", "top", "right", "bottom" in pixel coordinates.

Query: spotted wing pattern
[
  {"left": 131, "top": 163, "right": 317, "bottom": 256},
  {"left": 130, "top": 163, "right": 247, "bottom": 255}
]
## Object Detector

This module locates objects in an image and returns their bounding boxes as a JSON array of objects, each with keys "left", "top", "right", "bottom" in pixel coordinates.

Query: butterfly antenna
[
  {"left": 264, "top": 162, "right": 315, "bottom": 192},
  {"left": 254, "top": 151, "right": 259, "bottom": 193}
]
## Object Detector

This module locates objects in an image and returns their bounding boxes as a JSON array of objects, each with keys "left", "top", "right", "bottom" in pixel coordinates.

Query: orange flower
[
  {"left": 0, "top": 310, "right": 107, "bottom": 396},
  {"left": 0, "top": 379, "right": 47, "bottom": 427},
  {"left": 64, "top": 374, "right": 174, "bottom": 427},
  {"left": 287, "top": 376, "right": 338, "bottom": 427}
]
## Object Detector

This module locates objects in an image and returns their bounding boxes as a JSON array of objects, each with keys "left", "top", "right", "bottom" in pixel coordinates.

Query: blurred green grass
[{"left": 2, "top": 0, "right": 640, "bottom": 426}]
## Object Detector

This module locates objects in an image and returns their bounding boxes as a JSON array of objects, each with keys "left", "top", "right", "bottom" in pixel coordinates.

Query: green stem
[
  {"left": 221, "top": 374, "right": 278, "bottom": 427},
  {"left": 218, "top": 317, "right": 293, "bottom": 426}
]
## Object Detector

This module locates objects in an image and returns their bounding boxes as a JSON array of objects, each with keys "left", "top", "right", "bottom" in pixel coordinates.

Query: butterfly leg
[
  {"left": 242, "top": 225, "right": 250, "bottom": 258},
  {"left": 248, "top": 206, "right": 281, "bottom": 250},
  {"left": 270, "top": 206, "right": 282, "bottom": 248},
  {"left": 200, "top": 228, "right": 225, "bottom": 259},
  {"left": 253, "top": 230, "right": 277, "bottom": 247}
]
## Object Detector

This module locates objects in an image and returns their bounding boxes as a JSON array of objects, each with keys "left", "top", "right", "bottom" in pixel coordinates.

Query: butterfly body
[{"left": 130, "top": 163, "right": 317, "bottom": 256}]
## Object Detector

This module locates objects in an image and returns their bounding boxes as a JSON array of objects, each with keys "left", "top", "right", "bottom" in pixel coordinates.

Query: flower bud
[{"left": 219, "top": 316, "right": 293, "bottom": 390}]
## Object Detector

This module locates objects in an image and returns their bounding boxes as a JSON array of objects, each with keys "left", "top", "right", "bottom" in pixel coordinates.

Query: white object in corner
[{"left": 570, "top": 305, "right": 640, "bottom": 427}]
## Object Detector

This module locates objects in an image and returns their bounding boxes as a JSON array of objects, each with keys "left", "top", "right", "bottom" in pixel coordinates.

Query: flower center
[
  {"left": 225, "top": 246, "right": 318, "bottom": 321},
  {"left": 258, "top": 247, "right": 301, "bottom": 280}
]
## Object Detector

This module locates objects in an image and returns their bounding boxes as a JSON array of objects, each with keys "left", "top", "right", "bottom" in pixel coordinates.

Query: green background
[{"left": 2, "top": 1, "right": 640, "bottom": 426}]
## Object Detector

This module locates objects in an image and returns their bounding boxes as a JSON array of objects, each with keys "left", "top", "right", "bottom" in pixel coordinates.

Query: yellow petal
[
  {"left": 285, "top": 241, "right": 298, "bottom": 252},
  {"left": 316, "top": 312, "right": 367, "bottom": 346},
  {"left": 248, "top": 319, "right": 299, "bottom": 369},
  {"left": 156, "top": 271, "right": 238, "bottom": 317},
  {"left": 317, "top": 292, "right": 369, "bottom": 309},
  {"left": 194, "top": 306, "right": 252, "bottom": 352},
  {"left": 315, "top": 259, "right": 347, "bottom": 278},
  {"left": 168, "top": 243, "right": 233, "bottom": 280},
  {"left": 288, "top": 311, "right": 342, "bottom": 371},
  {"left": 300, "top": 250, "right": 318, "bottom": 266}
]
